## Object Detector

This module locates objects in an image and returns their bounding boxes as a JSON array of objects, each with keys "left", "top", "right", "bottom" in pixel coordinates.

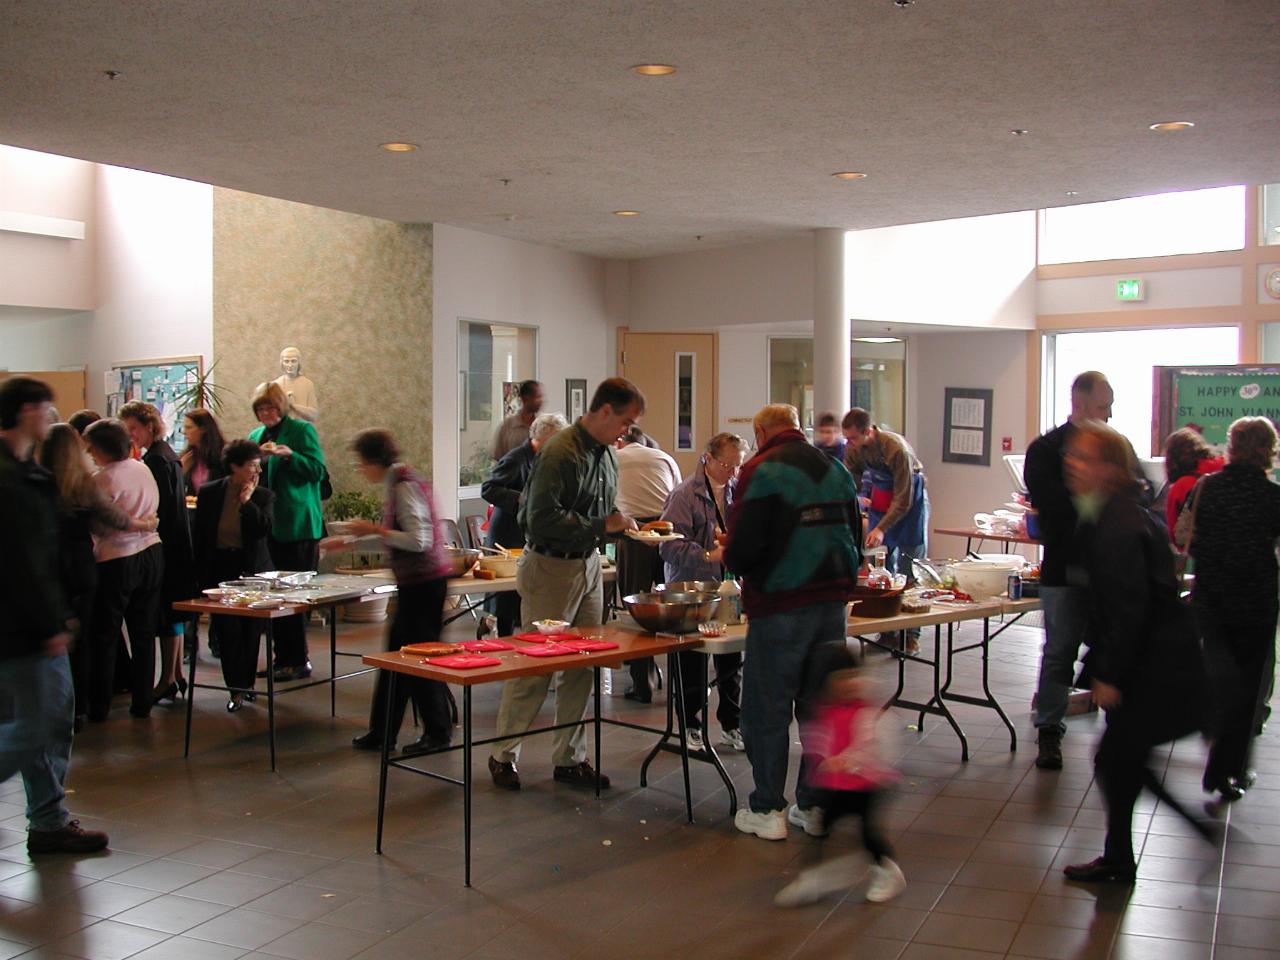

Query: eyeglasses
[{"left": 707, "top": 455, "right": 741, "bottom": 473}]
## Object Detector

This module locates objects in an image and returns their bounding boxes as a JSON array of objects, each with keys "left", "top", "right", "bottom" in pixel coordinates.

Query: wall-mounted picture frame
[
  {"left": 566, "top": 378, "right": 587, "bottom": 420},
  {"left": 942, "top": 386, "right": 993, "bottom": 466}
]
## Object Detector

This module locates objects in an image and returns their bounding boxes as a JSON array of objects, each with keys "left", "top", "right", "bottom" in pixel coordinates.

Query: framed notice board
[
  {"left": 942, "top": 387, "right": 993, "bottom": 466},
  {"left": 105, "top": 356, "right": 202, "bottom": 453},
  {"left": 1153, "top": 364, "right": 1280, "bottom": 456}
]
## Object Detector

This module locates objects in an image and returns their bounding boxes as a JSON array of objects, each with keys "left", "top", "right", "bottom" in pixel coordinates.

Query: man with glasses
[{"left": 659, "top": 432, "right": 750, "bottom": 750}]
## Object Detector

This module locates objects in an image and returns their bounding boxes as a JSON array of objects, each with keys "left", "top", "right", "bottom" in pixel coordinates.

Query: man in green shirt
[{"left": 488, "top": 378, "right": 644, "bottom": 791}]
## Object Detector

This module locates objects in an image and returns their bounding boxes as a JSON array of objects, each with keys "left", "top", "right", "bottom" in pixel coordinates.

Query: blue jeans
[
  {"left": 741, "top": 601, "right": 847, "bottom": 813},
  {"left": 0, "top": 654, "right": 73, "bottom": 830},
  {"left": 885, "top": 539, "right": 928, "bottom": 640},
  {"left": 1033, "top": 586, "right": 1089, "bottom": 732}
]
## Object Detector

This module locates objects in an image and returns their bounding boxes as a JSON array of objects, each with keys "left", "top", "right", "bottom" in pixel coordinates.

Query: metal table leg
[
  {"left": 463, "top": 686, "right": 472, "bottom": 888},
  {"left": 669, "top": 652, "right": 694, "bottom": 823},
  {"left": 330, "top": 606, "right": 338, "bottom": 718},
  {"left": 266, "top": 620, "right": 277, "bottom": 772},
  {"left": 183, "top": 632, "right": 197, "bottom": 758},
  {"left": 375, "top": 670, "right": 395, "bottom": 854},
  {"left": 593, "top": 667, "right": 602, "bottom": 799}
]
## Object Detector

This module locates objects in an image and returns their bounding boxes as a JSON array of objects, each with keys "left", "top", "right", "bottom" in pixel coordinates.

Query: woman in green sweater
[{"left": 248, "top": 382, "right": 326, "bottom": 679}]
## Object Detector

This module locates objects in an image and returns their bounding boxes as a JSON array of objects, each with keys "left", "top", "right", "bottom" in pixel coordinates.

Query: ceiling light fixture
[
  {"left": 832, "top": 171, "right": 867, "bottom": 180},
  {"left": 380, "top": 141, "right": 418, "bottom": 153},
  {"left": 1148, "top": 120, "right": 1195, "bottom": 132},
  {"left": 854, "top": 337, "right": 900, "bottom": 344},
  {"left": 102, "top": 69, "right": 123, "bottom": 80},
  {"left": 1010, "top": 128, "right": 1029, "bottom": 136},
  {"left": 613, "top": 210, "right": 640, "bottom": 217},
  {"left": 631, "top": 64, "right": 677, "bottom": 76},
  {"left": 1065, "top": 190, "right": 1079, "bottom": 197}
]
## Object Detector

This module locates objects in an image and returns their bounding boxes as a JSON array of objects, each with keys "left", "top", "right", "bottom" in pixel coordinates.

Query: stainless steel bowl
[
  {"left": 623, "top": 591, "right": 722, "bottom": 634},
  {"left": 443, "top": 547, "right": 483, "bottom": 578},
  {"left": 655, "top": 580, "right": 721, "bottom": 595}
]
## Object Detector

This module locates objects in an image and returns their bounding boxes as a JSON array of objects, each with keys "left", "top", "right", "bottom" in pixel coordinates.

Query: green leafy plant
[
  {"left": 323, "top": 490, "right": 387, "bottom": 569},
  {"left": 175, "top": 360, "right": 236, "bottom": 416}
]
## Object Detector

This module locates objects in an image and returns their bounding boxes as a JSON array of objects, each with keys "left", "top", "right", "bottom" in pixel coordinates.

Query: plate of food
[
  {"left": 202, "top": 587, "right": 237, "bottom": 599},
  {"left": 625, "top": 521, "right": 684, "bottom": 542}
]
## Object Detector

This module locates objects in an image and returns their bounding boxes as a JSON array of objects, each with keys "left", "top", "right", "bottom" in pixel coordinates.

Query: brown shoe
[
  {"left": 554, "top": 761, "right": 611, "bottom": 789},
  {"left": 488, "top": 756, "right": 521, "bottom": 791},
  {"left": 27, "top": 820, "right": 109, "bottom": 856}
]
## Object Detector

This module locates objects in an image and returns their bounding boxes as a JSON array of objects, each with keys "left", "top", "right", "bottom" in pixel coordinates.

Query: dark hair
[
  {"left": 621, "top": 424, "right": 646, "bottom": 445},
  {"left": 83, "top": 418, "right": 133, "bottom": 462},
  {"left": 1227, "top": 416, "right": 1278, "bottom": 472},
  {"left": 518, "top": 380, "right": 542, "bottom": 400},
  {"left": 0, "top": 376, "right": 54, "bottom": 430},
  {"left": 817, "top": 411, "right": 839, "bottom": 429},
  {"left": 842, "top": 408, "right": 871, "bottom": 432},
  {"left": 221, "top": 439, "right": 262, "bottom": 472},
  {"left": 352, "top": 428, "right": 400, "bottom": 468},
  {"left": 1163, "top": 427, "right": 1213, "bottom": 483},
  {"left": 68, "top": 409, "right": 103, "bottom": 435},
  {"left": 183, "top": 409, "right": 226, "bottom": 478},
  {"left": 118, "top": 400, "right": 166, "bottom": 442},
  {"left": 589, "top": 377, "right": 645, "bottom": 415}
]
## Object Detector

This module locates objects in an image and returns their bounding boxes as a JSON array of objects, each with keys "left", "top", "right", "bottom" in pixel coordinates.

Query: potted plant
[{"left": 324, "top": 491, "right": 391, "bottom": 622}]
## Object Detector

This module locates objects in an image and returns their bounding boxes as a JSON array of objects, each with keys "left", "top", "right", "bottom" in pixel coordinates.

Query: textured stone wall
[{"left": 212, "top": 189, "right": 432, "bottom": 497}]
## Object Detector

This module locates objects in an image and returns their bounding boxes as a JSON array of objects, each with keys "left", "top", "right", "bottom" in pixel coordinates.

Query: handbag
[{"left": 1172, "top": 478, "right": 1203, "bottom": 551}]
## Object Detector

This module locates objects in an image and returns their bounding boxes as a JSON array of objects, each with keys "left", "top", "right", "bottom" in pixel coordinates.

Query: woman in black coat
[
  {"left": 1060, "top": 421, "right": 1205, "bottom": 883},
  {"left": 193, "top": 440, "right": 274, "bottom": 711}
]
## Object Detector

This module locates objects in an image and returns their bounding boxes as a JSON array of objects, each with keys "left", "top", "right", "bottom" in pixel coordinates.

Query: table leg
[
  {"left": 266, "top": 620, "right": 277, "bottom": 772},
  {"left": 463, "top": 686, "right": 472, "bottom": 888},
  {"left": 330, "top": 605, "right": 338, "bottom": 718},
  {"left": 928, "top": 625, "right": 968, "bottom": 761},
  {"left": 639, "top": 658, "right": 678, "bottom": 787},
  {"left": 183, "top": 632, "right": 197, "bottom": 758},
  {"left": 669, "top": 651, "right": 694, "bottom": 824},
  {"left": 982, "top": 618, "right": 1017, "bottom": 751},
  {"left": 593, "top": 667, "right": 602, "bottom": 799},
  {"left": 375, "top": 669, "right": 395, "bottom": 855},
  {"left": 695, "top": 655, "right": 738, "bottom": 816}
]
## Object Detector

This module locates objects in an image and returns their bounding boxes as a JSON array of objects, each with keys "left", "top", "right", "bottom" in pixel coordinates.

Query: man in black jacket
[
  {"left": 1024, "top": 371, "right": 1114, "bottom": 770},
  {"left": 0, "top": 377, "right": 108, "bottom": 855}
]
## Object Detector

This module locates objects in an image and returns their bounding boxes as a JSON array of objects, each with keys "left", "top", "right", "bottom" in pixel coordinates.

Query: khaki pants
[{"left": 491, "top": 550, "right": 603, "bottom": 766}]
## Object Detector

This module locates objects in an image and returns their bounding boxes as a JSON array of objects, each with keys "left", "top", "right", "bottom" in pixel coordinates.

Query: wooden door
[
  {"left": 0, "top": 370, "right": 86, "bottom": 417},
  {"left": 618, "top": 331, "right": 717, "bottom": 477}
]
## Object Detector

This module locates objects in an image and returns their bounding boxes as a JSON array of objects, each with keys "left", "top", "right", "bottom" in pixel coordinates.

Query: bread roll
[{"left": 641, "top": 521, "right": 673, "bottom": 534}]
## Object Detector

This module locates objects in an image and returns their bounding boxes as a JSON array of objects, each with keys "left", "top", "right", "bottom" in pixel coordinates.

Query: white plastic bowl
[
  {"left": 533, "top": 619, "right": 570, "bottom": 635},
  {"left": 948, "top": 559, "right": 1022, "bottom": 600}
]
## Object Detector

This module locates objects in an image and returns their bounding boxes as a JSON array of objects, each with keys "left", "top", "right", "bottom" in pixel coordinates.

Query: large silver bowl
[
  {"left": 623, "top": 591, "right": 721, "bottom": 634},
  {"left": 655, "top": 580, "right": 721, "bottom": 595},
  {"left": 443, "top": 547, "right": 483, "bottom": 578}
]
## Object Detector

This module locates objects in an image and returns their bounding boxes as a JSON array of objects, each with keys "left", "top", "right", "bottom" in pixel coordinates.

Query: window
[
  {"left": 1262, "top": 183, "right": 1280, "bottom": 246},
  {"left": 767, "top": 337, "right": 906, "bottom": 434},
  {"left": 674, "top": 352, "right": 695, "bottom": 451},
  {"left": 1038, "top": 185, "right": 1246, "bottom": 265},
  {"left": 1043, "top": 327, "right": 1238, "bottom": 456},
  {"left": 457, "top": 320, "right": 537, "bottom": 490}
]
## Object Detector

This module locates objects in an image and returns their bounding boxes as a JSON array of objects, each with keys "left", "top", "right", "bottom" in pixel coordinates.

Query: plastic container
[{"left": 718, "top": 575, "right": 743, "bottom": 625}]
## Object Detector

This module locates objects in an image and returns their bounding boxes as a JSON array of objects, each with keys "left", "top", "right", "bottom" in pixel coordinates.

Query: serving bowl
[
  {"left": 443, "top": 547, "right": 483, "bottom": 578},
  {"left": 533, "top": 618, "right": 570, "bottom": 635},
  {"left": 623, "top": 591, "right": 721, "bottom": 634},
  {"left": 946, "top": 558, "right": 1023, "bottom": 600},
  {"left": 476, "top": 547, "right": 520, "bottom": 578},
  {"left": 655, "top": 580, "right": 721, "bottom": 595}
]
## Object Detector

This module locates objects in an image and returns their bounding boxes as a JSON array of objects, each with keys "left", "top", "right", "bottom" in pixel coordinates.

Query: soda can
[{"left": 1007, "top": 573, "right": 1023, "bottom": 600}]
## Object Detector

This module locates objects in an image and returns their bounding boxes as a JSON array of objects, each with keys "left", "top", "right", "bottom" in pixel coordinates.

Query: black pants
[
  {"left": 809, "top": 788, "right": 893, "bottom": 862},
  {"left": 1197, "top": 602, "right": 1277, "bottom": 788},
  {"left": 494, "top": 591, "right": 521, "bottom": 638},
  {"left": 65, "top": 548, "right": 97, "bottom": 720},
  {"left": 1094, "top": 712, "right": 1152, "bottom": 869},
  {"left": 678, "top": 650, "right": 742, "bottom": 732},
  {"left": 210, "top": 549, "right": 263, "bottom": 693},
  {"left": 368, "top": 578, "right": 452, "bottom": 745},
  {"left": 90, "top": 544, "right": 163, "bottom": 718},
  {"left": 618, "top": 521, "right": 665, "bottom": 690},
  {"left": 267, "top": 537, "right": 318, "bottom": 667}
]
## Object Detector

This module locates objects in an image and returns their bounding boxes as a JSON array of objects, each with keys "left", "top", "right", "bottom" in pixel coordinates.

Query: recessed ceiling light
[
  {"left": 832, "top": 171, "right": 867, "bottom": 180},
  {"left": 613, "top": 210, "right": 640, "bottom": 217},
  {"left": 1010, "top": 128, "right": 1029, "bottom": 137},
  {"left": 1148, "top": 121, "right": 1195, "bottom": 132},
  {"left": 854, "top": 337, "right": 900, "bottom": 344},
  {"left": 1065, "top": 190, "right": 1079, "bottom": 197},
  {"left": 631, "top": 64, "right": 677, "bottom": 76},
  {"left": 380, "top": 141, "right": 418, "bottom": 153}
]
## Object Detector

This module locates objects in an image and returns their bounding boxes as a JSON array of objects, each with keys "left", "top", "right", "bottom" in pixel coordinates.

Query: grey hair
[{"left": 530, "top": 412, "right": 570, "bottom": 442}]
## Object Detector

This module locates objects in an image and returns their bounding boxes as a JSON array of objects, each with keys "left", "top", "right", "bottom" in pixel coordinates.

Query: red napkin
[
  {"left": 514, "top": 632, "right": 578, "bottom": 644},
  {"left": 459, "top": 639, "right": 516, "bottom": 652},
  {"left": 426, "top": 654, "right": 502, "bottom": 669},
  {"left": 560, "top": 639, "right": 619, "bottom": 652},
  {"left": 517, "top": 643, "right": 578, "bottom": 657}
]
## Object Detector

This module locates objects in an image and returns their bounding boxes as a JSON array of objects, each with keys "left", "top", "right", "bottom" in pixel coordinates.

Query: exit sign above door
[{"left": 1115, "top": 278, "right": 1146, "bottom": 302}]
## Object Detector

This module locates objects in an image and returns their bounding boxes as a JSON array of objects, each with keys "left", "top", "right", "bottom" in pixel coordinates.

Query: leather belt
[{"left": 528, "top": 543, "right": 596, "bottom": 561}]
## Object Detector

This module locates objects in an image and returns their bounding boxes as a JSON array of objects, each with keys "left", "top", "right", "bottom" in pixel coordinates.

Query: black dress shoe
[
  {"left": 624, "top": 688, "right": 653, "bottom": 704},
  {"left": 402, "top": 734, "right": 451, "bottom": 757},
  {"left": 273, "top": 662, "right": 313, "bottom": 682},
  {"left": 489, "top": 756, "right": 521, "bottom": 791},
  {"left": 352, "top": 731, "right": 388, "bottom": 751},
  {"left": 553, "top": 761, "right": 610, "bottom": 789},
  {"left": 1063, "top": 857, "right": 1136, "bottom": 883}
]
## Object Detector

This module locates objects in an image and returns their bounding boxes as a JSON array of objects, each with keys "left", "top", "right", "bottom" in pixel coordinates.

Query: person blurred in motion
[
  {"left": 614, "top": 424, "right": 682, "bottom": 702},
  {"left": 659, "top": 432, "right": 749, "bottom": 751},
  {"left": 248, "top": 382, "right": 326, "bottom": 681},
  {"left": 0, "top": 377, "right": 109, "bottom": 855},
  {"left": 1187, "top": 417, "right": 1280, "bottom": 803},
  {"left": 1061, "top": 421, "right": 1205, "bottom": 883},
  {"left": 725, "top": 404, "right": 861, "bottom": 841},
  {"left": 1023, "top": 370, "right": 1115, "bottom": 771},
  {"left": 333, "top": 429, "right": 455, "bottom": 755},
  {"left": 193, "top": 440, "right": 274, "bottom": 712},
  {"left": 119, "top": 402, "right": 197, "bottom": 704},
  {"left": 480, "top": 412, "right": 569, "bottom": 635},
  {"left": 40, "top": 424, "right": 157, "bottom": 729},
  {"left": 492, "top": 379, "right": 545, "bottom": 461},
  {"left": 812, "top": 411, "right": 846, "bottom": 463},
  {"left": 775, "top": 645, "right": 904, "bottom": 906},
  {"left": 67, "top": 409, "right": 102, "bottom": 438},
  {"left": 181, "top": 408, "right": 227, "bottom": 495},
  {"left": 1164, "top": 427, "right": 1223, "bottom": 544},
  {"left": 84, "top": 419, "right": 164, "bottom": 720}
]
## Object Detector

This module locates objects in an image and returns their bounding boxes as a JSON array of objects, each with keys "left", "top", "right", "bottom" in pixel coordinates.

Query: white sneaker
[
  {"left": 734, "top": 808, "right": 787, "bottom": 840},
  {"left": 787, "top": 804, "right": 828, "bottom": 837},
  {"left": 684, "top": 728, "right": 704, "bottom": 751},
  {"left": 865, "top": 859, "right": 906, "bottom": 902},
  {"left": 774, "top": 855, "right": 862, "bottom": 907},
  {"left": 719, "top": 728, "right": 745, "bottom": 751}
]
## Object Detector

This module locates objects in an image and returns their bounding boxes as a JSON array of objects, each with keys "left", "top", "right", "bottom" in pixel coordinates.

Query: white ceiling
[{"left": 2, "top": 0, "right": 1277, "bottom": 258}]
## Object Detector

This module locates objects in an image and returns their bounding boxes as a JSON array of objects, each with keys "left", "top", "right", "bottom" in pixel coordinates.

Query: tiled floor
[{"left": 1, "top": 607, "right": 1276, "bottom": 960}]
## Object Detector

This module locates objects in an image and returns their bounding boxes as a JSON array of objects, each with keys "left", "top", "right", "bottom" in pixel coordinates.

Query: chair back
[
  {"left": 439, "top": 518, "right": 465, "bottom": 549},
  {"left": 464, "top": 514, "right": 487, "bottom": 550}
]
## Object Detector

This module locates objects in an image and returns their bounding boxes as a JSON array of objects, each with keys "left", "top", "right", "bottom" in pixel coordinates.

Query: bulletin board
[
  {"left": 105, "top": 356, "right": 202, "bottom": 452},
  {"left": 1153, "top": 364, "right": 1280, "bottom": 456},
  {"left": 942, "top": 387, "right": 993, "bottom": 466}
]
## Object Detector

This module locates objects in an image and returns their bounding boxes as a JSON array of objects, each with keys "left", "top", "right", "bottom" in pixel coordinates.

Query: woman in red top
[{"left": 1164, "top": 428, "right": 1224, "bottom": 539}]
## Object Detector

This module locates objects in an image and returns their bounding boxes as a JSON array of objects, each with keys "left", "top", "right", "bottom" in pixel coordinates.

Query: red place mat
[
  {"left": 459, "top": 639, "right": 516, "bottom": 652},
  {"left": 560, "top": 639, "right": 619, "bottom": 652},
  {"left": 517, "top": 643, "right": 579, "bottom": 657},
  {"left": 514, "top": 632, "right": 578, "bottom": 644},
  {"left": 426, "top": 654, "right": 503, "bottom": 669}
]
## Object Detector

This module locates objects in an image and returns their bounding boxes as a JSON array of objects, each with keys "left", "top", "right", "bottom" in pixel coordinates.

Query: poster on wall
[
  {"left": 1153, "top": 364, "right": 1280, "bottom": 460},
  {"left": 501, "top": 381, "right": 521, "bottom": 419},
  {"left": 566, "top": 378, "right": 586, "bottom": 420},
  {"left": 941, "top": 386, "right": 993, "bottom": 466},
  {"left": 106, "top": 356, "right": 202, "bottom": 453}
]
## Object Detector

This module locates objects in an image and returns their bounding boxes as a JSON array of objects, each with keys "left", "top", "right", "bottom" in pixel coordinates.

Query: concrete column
[{"left": 813, "top": 228, "right": 850, "bottom": 419}]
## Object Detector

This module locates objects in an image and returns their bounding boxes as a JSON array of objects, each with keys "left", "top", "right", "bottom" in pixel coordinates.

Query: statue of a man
[{"left": 272, "top": 346, "right": 320, "bottom": 422}]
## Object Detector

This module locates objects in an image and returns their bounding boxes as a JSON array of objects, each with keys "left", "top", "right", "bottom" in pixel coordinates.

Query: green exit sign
[{"left": 1116, "top": 278, "right": 1146, "bottom": 301}]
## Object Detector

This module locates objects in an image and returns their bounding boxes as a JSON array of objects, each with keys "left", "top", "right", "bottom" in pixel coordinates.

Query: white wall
[
  {"left": 432, "top": 224, "right": 611, "bottom": 513},
  {"left": 912, "top": 330, "right": 1031, "bottom": 548},
  {"left": 1038, "top": 266, "right": 1243, "bottom": 315},
  {"left": 846, "top": 211, "right": 1038, "bottom": 330}
]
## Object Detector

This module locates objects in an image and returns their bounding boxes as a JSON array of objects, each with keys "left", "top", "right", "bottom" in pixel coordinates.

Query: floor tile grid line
[{"left": 1208, "top": 801, "right": 1233, "bottom": 960}]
